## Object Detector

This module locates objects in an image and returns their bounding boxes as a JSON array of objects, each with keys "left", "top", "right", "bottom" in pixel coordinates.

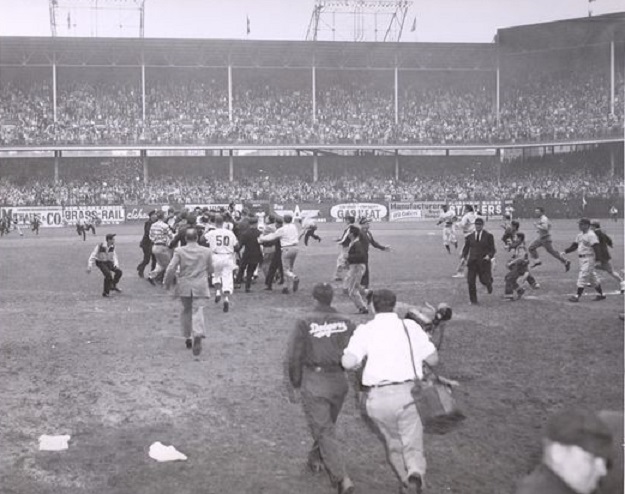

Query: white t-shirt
[
  {"left": 260, "top": 223, "right": 299, "bottom": 247},
  {"left": 344, "top": 313, "right": 436, "bottom": 386},
  {"left": 205, "top": 228, "right": 238, "bottom": 255},
  {"left": 576, "top": 230, "right": 599, "bottom": 257}
]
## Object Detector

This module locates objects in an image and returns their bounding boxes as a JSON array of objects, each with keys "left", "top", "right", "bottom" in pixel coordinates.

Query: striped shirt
[{"left": 149, "top": 220, "right": 172, "bottom": 245}]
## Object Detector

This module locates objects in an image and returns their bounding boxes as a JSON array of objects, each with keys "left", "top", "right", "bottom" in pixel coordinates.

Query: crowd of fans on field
[
  {"left": 0, "top": 151, "right": 621, "bottom": 206},
  {"left": 0, "top": 68, "right": 622, "bottom": 146}
]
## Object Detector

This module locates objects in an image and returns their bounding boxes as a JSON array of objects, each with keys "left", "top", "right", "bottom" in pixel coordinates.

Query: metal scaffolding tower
[
  {"left": 49, "top": 0, "right": 145, "bottom": 38},
  {"left": 306, "top": 0, "right": 411, "bottom": 42}
]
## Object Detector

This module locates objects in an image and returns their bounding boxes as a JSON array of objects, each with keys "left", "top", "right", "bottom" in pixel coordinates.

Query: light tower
[
  {"left": 49, "top": 0, "right": 145, "bottom": 38},
  {"left": 306, "top": 0, "right": 411, "bottom": 42}
]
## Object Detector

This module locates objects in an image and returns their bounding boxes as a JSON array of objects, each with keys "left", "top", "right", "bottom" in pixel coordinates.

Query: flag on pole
[
  {"left": 246, "top": 16, "right": 251, "bottom": 35},
  {"left": 410, "top": 17, "right": 417, "bottom": 32},
  {"left": 67, "top": 12, "right": 71, "bottom": 29}
]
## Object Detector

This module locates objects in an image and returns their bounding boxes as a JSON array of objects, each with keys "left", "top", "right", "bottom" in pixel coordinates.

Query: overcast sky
[{"left": 0, "top": 0, "right": 623, "bottom": 42}]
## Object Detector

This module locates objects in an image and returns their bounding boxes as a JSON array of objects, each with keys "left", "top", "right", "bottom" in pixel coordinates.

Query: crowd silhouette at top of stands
[
  {"left": 0, "top": 67, "right": 623, "bottom": 146},
  {"left": 0, "top": 150, "right": 621, "bottom": 207}
]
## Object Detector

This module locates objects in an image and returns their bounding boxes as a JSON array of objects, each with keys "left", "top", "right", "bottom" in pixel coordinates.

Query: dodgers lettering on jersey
[
  {"left": 205, "top": 228, "right": 238, "bottom": 255},
  {"left": 575, "top": 230, "right": 599, "bottom": 256},
  {"left": 309, "top": 321, "right": 350, "bottom": 338}
]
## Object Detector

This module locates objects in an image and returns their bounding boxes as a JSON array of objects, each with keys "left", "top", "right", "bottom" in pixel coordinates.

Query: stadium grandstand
[{"left": 0, "top": 13, "right": 623, "bottom": 218}]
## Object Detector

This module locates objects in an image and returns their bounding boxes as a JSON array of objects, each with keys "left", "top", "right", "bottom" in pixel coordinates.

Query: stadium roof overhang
[{"left": 0, "top": 36, "right": 495, "bottom": 70}]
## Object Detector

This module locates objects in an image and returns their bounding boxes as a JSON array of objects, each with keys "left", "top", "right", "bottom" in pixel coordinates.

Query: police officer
[{"left": 287, "top": 283, "right": 356, "bottom": 494}]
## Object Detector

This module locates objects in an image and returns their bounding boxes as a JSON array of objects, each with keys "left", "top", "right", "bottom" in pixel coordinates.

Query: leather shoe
[
  {"left": 407, "top": 473, "right": 423, "bottom": 494},
  {"left": 486, "top": 283, "right": 493, "bottom": 294},
  {"left": 185, "top": 338, "right": 192, "bottom": 350},
  {"left": 192, "top": 336, "right": 202, "bottom": 356}
]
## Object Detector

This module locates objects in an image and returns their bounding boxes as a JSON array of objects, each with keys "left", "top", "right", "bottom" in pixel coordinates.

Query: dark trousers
[
  {"left": 505, "top": 269, "right": 537, "bottom": 295},
  {"left": 265, "top": 251, "right": 284, "bottom": 288},
  {"left": 300, "top": 369, "right": 348, "bottom": 484},
  {"left": 237, "top": 262, "right": 259, "bottom": 290},
  {"left": 96, "top": 260, "right": 122, "bottom": 295},
  {"left": 467, "top": 259, "right": 492, "bottom": 303},
  {"left": 304, "top": 228, "right": 321, "bottom": 246},
  {"left": 361, "top": 263, "right": 370, "bottom": 289},
  {"left": 137, "top": 241, "right": 156, "bottom": 276}
]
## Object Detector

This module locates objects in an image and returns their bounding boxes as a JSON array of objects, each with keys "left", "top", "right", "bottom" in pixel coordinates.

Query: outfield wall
[{"left": 1, "top": 197, "right": 620, "bottom": 229}]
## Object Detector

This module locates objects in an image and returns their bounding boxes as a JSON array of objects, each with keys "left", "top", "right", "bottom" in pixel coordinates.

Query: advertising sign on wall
[
  {"left": 1, "top": 206, "right": 64, "bottom": 228},
  {"left": 329, "top": 203, "right": 388, "bottom": 222},
  {"left": 61, "top": 206, "right": 126, "bottom": 225}
]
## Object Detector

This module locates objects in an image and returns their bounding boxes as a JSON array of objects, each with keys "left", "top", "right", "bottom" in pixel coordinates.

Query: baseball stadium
[{"left": 0, "top": 2, "right": 623, "bottom": 494}]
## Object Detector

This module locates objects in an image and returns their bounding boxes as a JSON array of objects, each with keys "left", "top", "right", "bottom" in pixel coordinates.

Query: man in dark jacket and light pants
[{"left": 460, "top": 217, "right": 496, "bottom": 305}]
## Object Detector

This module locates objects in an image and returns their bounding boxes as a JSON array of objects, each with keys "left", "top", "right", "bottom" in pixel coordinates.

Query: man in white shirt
[
  {"left": 259, "top": 213, "right": 300, "bottom": 294},
  {"left": 342, "top": 289, "right": 438, "bottom": 494},
  {"left": 147, "top": 211, "right": 173, "bottom": 286},
  {"left": 204, "top": 214, "right": 238, "bottom": 313}
]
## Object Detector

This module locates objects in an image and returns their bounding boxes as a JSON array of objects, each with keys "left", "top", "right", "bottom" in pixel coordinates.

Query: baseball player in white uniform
[
  {"left": 437, "top": 204, "right": 458, "bottom": 254},
  {"left": 561, "top": 217, "right": 605, "bottom": 303},
  {"left": 204, "top": 214, "right": 238, "bottom": 312},
  {"left": 452, "top": 205, "right": 477, "bottom": 277}
]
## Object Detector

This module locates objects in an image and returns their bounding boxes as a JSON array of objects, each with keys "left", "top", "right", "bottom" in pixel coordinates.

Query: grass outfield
[{"left": 0, "top": 219, "right": 623, "bottom": 494}]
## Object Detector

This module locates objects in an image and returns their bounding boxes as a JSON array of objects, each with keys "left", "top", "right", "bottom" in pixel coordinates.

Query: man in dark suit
[
  {"left": 235, "top": 216, "right": 263, "bottom": 292},
  {"left": 460, "top": 216, "right": 496, "bottom": 305}
]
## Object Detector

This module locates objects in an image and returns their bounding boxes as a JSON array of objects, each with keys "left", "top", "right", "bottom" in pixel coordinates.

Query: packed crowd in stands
[
  {"left": 0, "top": 151, "right": 621, "bottom": 206},
  {"left": 0, "top": 67, "right": 622, "bottom": 146}
]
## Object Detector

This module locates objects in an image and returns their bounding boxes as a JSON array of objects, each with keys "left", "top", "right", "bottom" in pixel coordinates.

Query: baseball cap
[
  {"left": 105, "top": 233, "right": 116, "bottom": 241},
  {"left": 545, "top": 410, "right": 613, "bottom": 459},
  {"left": 578, "top": 217, "right": 591, "bottom": 225},
  {"left": 591, "top": 220, "right": 601, "bottom": 228},
  {"left": 474, "top": 217, "right": 485, "bottom": 225},
  {"left": 312, "top": 283, "right": 334, "bottom": 304}
]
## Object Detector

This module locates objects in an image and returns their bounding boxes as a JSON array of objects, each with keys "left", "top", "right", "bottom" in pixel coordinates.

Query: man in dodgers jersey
[
  {"left": 436, "top": 204, "right": 458, "bottom": 254},
  {"left": 561, "top": 218, "right": 605, "bottom": 303},
  {"left": 204, "top": 214, "right": 238, "bottom": 312}
]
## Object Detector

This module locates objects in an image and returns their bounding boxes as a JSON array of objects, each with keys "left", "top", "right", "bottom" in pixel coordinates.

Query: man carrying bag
[{"left": 342, "top": 289, "right": 438, "bottom": 494}]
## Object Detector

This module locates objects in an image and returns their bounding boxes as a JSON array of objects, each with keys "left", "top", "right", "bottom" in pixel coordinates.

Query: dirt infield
[{"left": 0, "top": 219, "right": 623, "bottom": 494}]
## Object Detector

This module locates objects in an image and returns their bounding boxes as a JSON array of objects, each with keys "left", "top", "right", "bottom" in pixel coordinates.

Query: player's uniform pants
[
  {"left": 442, "top": 226, "right": 456, "bottom": 246},
  {"left": 365, "top": 382, "right": 426, "bottom": 484},
  {"left": 300, "top": 367, "right": 349, "bottom": 484},
  {"left": 528, "top": 237, "right": 567, "bottom": 263},
  {"left": 95, "top": 260, "right": 122, "bottom": 295},
  {"left": 334, "top": 246, "right": 349, "bottom": 281},
  {"left": 577, "top": 254, "right": 600, "bottom": 288},
  {"left": 346, "top": 263, "right": 367, "bottom": 310},
  {"left": 148, "top": 244, "right": 172, "bottom": 282},
  {"left": 467, "top": 259, "right": 493, "bottom": 304},
  {"left": 212, "top": 254, "right": 236, "bottom": 293},
  {"left": 179, "top": 296, "right": 208, "bottom": 339}
]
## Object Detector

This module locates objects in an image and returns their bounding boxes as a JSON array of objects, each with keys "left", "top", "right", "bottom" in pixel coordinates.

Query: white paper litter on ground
[
  {"left": 38, "top": 434, "right": 71, "bottom": 451},
  {"left": 148, "top": 442, "right": 188, "bottom": 462}
]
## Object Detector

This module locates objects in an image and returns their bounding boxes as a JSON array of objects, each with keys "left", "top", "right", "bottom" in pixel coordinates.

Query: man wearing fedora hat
[
  {"left": 515, "top": 409, "right": 613, "bottom": 494},
  {"left": 460, "top": 216, "right": 496, "bottom": 305}
]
